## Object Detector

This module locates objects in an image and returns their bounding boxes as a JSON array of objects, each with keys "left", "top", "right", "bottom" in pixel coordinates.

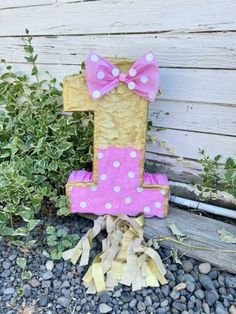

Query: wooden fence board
[
  {"left": 0, "top": 0, "right": 236, "bottom": 36},
  {"left": 147, "top": 129, "right": 236, "bottom": 162},
  {"left": 0, "top": 32, "right": 236, "bottom": 69}
]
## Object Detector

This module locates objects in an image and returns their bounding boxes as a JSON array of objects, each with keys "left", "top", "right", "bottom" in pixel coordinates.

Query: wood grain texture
[
  {"left": 3, "top": 63, "right": 236, "bottom": 105},
  {"left": 1, "top": 32, "right": 236, "bottom": 69},
  {"left": 149, "top": 100, "right": 236, "bottom": 136},
  {"left": 0, "top": 0, "right": 236, "bottom": 36},
  {"left": 147, "top": 128, "right": 236, "bottom": 162},
  {"left": 144, "top": 207, "right": 236, "bottom": 274}
]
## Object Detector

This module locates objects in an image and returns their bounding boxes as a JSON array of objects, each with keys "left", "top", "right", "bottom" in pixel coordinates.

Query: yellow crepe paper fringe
[{"left": 63, "top": 215, "right": 167, "bottom": 293}]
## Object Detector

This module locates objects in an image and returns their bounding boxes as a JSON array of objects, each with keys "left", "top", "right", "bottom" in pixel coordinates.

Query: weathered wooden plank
[
  {"left": 144, "top": 207, "right": 236, "bottom": 274},
  {"left": 149, "top": 100, "right": 236, "bottom": 136},
  {"left": 0, "top": 0, "right": 236, "bottom": 36},
  {"left": 1, "top": 32, "right": 236, "bottom": 69},
  {"left": 145, "top": 153, "right": 202, "bottom": 184},
  {"left": 169, "top": 181, "right": 236, "bottom": 209},
  {"left": 147, "top": 128, "right": 236, "bottom": 162},
  {"left": 3, "top": 63, "right": 236, "bottom": 105}
]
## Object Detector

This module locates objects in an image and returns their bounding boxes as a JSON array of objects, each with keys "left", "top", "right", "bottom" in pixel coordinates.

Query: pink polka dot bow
[{"left": 86, "top": 52, "right": 160, "bottom": 101}]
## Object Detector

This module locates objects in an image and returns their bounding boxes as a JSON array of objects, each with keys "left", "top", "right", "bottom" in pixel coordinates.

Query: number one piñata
[{"left": 63, "top": 52, "right": 170, "bottom": 293}]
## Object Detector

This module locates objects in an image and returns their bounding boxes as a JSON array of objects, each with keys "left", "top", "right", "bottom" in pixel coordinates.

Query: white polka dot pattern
[
  {"left": 140, "top": 75, "right": 148, "bottom": 84},
  {"left": 114, "top": 186, "right": 121, "bottom": 193},
  {"left": 112, "top": 68, "right": 119, "bottom": 77},
  {"left": 144, "top": 206, "right": 151, "bottom": 213},
  {"left": 93, "top": 90, "right": 101, "bottom": 99},
  {"left": 129, "top": 68, "right": 137, "bottom": 77},
  {"left": 91, "top": 54, "right": 99, "bottom": 62},
  {"left": 155, "top": 202, "right": 162, "bottom": 208},
  {"left": 97, "top": 71, "right": 105, "bottom": 80},
  {"left": 98, "top": 152, "right": 104, "bottom": 159},
  {"left": 124, "top": 196, "right": 132, "bottom": 204},
  {"left": 90, "top": 186, "right": 97, "bottom": 191},
  {"left": 105, "top": 202, "right": 112, "bottom": 209},
  {"left": 128, "top": 82, "right": 136, "bottom": 90},
  {"left": 137, "top": 187, "right": 143, "bottom": 193},
  {"left": 80, "top": 201, "right": 87, "bottom": 208},
  {"left": 130, "top": 151, "right": 137, "bottom": 158},
  {"left": 113, "top": 161, "right": 120, "bottom": 168},
  {"left": 145, "top": 53, "right": 154, "bottom": 62},
  {"left": 128, "top": 171, "right": 135, "bottom": 178},
  {"left": 100, "top": 174, "right": 107, "bottom": 181}
]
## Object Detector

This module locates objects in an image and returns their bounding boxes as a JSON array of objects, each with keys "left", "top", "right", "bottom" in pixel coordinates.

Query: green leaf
[
  {"left": 16, "top": 257, "right": 26, "bottom": 269},
  {"left": 218, "top": 229, "right": 236, "bottom": 244},
  {"left": 27, "top": 219, "right": 40, "bottom": 231},
  {"left": 14, "top": 227, "right": 29, "bottom": 236},
  {"left": 21, "top": 270, "right": 32, "bottom": 280},
  {"left": 170, "top": 248, "right": 182, "bottom": 265},
  {"left": 167, "top": 221, "right": 187, "bottom": 241},
  {"left": 46, "top": 226, "right": 56, "bottom": 235}
]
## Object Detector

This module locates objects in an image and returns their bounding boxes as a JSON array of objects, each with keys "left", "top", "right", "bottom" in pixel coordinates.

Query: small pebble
[
  {"left": 174, "top": 282, "right": 186, "bottom": 291},
  {"left": 28, "top": 277, "right": 41, "bottom": 288},
  {"left": 198, "top": 263, "right": 211, "bottom": 274},
  {"left": 46, "top": 260, "right": 54, "bottom": 271},
  {"left": 99, "top": 304, "right": 112, "bottom": 313}
]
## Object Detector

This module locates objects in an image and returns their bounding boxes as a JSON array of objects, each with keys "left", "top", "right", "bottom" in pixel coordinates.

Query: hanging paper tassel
[{"left": 63, "top": 215, "right": 167, "bottom": 293}]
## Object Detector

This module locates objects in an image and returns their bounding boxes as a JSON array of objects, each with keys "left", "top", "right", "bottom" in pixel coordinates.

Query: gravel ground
[{"left": 0, "top": 215, "right": 236, "bottom": 314}]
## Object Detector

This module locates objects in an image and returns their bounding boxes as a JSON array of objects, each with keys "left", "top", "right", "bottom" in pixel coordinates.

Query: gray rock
[
  {"left": 113, "top": 290, "right": 121, "bottom": 298},
  {"left": 172, "top": 301, "right": 186, "bottom": 311},
  {"left": 2, "top": 270, "right": 11, "bottom": 277},
  {"left": 137, "top": 301, "right": 146, "bottom": 311},
  {"left": 42, "top": 271, "right": 53, "bottom": 280},
  {"left": 194, "top": 289, "right": 205, "bottom": 300},
  {"left": 42, "top": 280, "right": 51, "bottom": 288},
  {"left": 204, "top": 290, "right": 218, "bottom": 306},
  {"left": 202, "top": 302, "right": 210, "bottom": 314},
  {"left": 57, "top": 296, "right": 70, "bottom": 308},
  {"left": 170, "top": 290, "right": 180, "bottom": 300},
  {"left": 199, "top": 275, "right": 215, "bottom": 291},
  {"left": 53, "top": 279, "right": 62, "bottom": 289},
  {"left": 45, "top": 260, "right": 54, "bottom": 271},
  {"left": 198, "top": 263, "right": 211, "bottom": 274},
  {"left": 144, "top": 296, "right": 152, "bottom": 306},
  {"left": 61, "top": 280, "right": 70, "bottom": 288},
  {"left": 8, "top": 254, "right": 17, "bottom": 261},
  {"left": 160, "top": 300, "right": 168, "bottom": 307},
  {"left": 28, "top": 277, "right": 41, "bottom": 288},
  {"left": 215, "top": 301, "right": 228, "bottom": 314},
  {"left": 225, "top": 275, "right": 236, "bottom": 288},
  {"left": 99, "top": 293, "right": 111, "bottom": 303},
  {"left": 2, "top": 261, "right": 11, "bottom": 270},
  {"left": 38, "top": 294, "right": 49, "bottom": 307},
  {"left": 184, "top": 274, "right": 196, "bottom": 282},
  {"left": 186, "top": 281, "right": 195, "bottom": 293},
  {"left": 22, "top": 284, "right": 31, "bottom": 298},
  {"left": 182, "top": 260, "right": 193, "bottom": 273},
  {"left": 129, "top": 299, "right": 137, "bottom": 308},
  {"left": 99, "top": 303, "right": 112, "bottom": 313},
  {"left": 4, "top": 288, "right": 15, "bottom": 295},
  {"left": 156, "top": 307, "right": 169, "bottom": 314},
  {"left": 161, "top": 285, "right": 170, "bottom": 297}
]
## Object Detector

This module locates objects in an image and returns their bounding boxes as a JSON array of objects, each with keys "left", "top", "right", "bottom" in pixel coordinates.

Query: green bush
[{"left": 0, "top": 31, "right": 93, "bottom": 237}]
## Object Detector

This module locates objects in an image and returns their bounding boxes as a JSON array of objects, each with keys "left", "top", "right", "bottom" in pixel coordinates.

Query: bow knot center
[{"left": 119, "top": 73, "right": 126, "bottom": 82}]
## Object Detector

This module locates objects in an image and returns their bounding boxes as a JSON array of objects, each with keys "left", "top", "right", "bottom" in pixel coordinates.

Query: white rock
[
  {"left": 46, "top": 260, "right": 54, "bottom": 271},
  {"left": 198, "top": 262, "right": 211, "bottom": 274}
]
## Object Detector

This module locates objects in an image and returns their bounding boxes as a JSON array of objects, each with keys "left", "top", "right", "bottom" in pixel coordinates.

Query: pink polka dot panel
[{"left": 67, "top": 147, "right": 169, "bottom": 217}]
